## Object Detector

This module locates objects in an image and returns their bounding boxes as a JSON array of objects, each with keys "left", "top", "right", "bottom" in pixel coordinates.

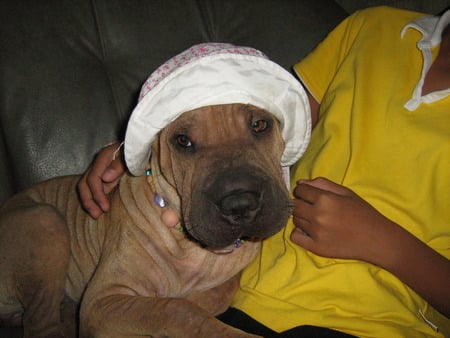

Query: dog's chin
[
  {"left": 181, "top": 224, "right": 245, "bottom": 249},
  {"left": 187, "top": 230, "right": 249, "bottom": 249},
  {"left": 184, "top": 165, "right": 292, "bottom": 250},
  {"left": 183, "top": 214, "right": 290, "bottom": 250}
]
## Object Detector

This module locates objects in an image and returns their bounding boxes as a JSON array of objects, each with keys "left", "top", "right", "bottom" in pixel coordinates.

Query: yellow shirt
[{"left": 233, "top": 7, "right": 450, "bottom": 338}]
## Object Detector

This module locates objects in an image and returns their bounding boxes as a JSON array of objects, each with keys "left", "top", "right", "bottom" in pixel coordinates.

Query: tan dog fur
[{"left": 0, "top": 104, "right": 291, "bottom": 337}]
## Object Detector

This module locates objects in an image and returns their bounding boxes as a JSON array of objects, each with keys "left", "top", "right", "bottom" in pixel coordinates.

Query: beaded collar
[{"left": 145, "top": 168, "right": 245, "bottom": 254}]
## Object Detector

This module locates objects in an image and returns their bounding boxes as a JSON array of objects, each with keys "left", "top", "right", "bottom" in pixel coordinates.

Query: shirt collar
[
  {"left": 401, "top": 10, "right": 450, "bottom": 48},
  {"left": 401, "top": 9, "right": 450, "bottom": 111}
]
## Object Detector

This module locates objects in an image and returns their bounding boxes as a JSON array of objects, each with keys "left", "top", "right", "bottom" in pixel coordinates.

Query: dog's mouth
[
  {"left": 184, "top": 217, "right": 287, "bottom": 249},
  {"left": 179, "top": 221, "right": 259, "bottom": 252},
  {"left": 205, "top": 236, "right": 252, "bottom": 254}
]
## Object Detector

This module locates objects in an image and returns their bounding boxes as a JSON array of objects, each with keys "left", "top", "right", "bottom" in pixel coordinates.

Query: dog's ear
[
  {"left": 151, "top": 133, "right": 170, "bottom": 175},
  {"left": 150, "top": 133, "right": 181, "bottom": 213}
]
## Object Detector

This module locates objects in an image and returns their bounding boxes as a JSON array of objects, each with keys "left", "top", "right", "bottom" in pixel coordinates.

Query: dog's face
[{"left": 152, "top": 104, "right": 292, "bottom": 248}]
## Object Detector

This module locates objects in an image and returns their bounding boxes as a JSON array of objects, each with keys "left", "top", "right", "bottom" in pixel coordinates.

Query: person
[{"left": 78, "top": 6, "right": 450, "bottom": 338}]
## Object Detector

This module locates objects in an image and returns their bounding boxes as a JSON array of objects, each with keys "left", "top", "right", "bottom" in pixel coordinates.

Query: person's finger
[
  {"left": 292, "top": 197, "right": 313, "bottom": 220},
  {"left": 85, "top": 168, "right": 111, "bottom": 213},
  {"left": 290, "top": 226, "right": 314, "bottom": 249},
  {"left": 161, "top": 208, "right": 181, "bottom": 228},
  {"left": 100, "top": 160, "right": 126, "bottom": 195},
  {"left": 101, "top": 143, "right": 125, "bottom": 180},
  {"left": 297, "top": 177, "right": 351, "bottom": 196},
  {"left": 101, "top": 160, "right": 125, "bottom": 183},
  {"left": 77, "top": 169, "right": 103, "bottom": 219},
  {"left": 83, "top": 142, "right": 123, "bottom": 211},
  {"left": 292, "top": 210, "right": 314, "bottom": 235},
  {"left": 293, "top": 181, "right": 323, "bottom": 204}
]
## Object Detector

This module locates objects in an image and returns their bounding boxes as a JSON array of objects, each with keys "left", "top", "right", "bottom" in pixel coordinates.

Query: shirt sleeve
[{"left": 293, "top": 10, "right": 365, "bottom": 108}]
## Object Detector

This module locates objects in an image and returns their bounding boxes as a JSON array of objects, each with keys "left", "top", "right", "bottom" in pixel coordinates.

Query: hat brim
[{"left": 124, "top": 53, "right": 311, "bottom": 176}]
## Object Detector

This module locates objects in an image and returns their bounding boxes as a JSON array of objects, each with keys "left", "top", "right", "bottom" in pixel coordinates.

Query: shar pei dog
[{"left": 0, "top": 43, "right": 310, "bottom": 337}]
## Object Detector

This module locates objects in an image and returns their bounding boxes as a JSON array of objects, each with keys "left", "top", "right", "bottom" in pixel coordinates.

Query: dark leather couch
[{"left": 0, "top": 1, "right": 448, "bottom": 337}]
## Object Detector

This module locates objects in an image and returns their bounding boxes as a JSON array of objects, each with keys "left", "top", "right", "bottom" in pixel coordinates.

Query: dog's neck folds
[{"left": 145, "top": 163, "right": 246, "bottom": 254}]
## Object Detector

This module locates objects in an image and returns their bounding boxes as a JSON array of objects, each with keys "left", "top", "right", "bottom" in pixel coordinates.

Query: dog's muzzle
[{"left": 185, "top": 166, "right": 291, "bottom": 249}]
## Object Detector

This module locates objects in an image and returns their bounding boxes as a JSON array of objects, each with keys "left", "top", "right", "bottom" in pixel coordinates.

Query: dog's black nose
[{"left": 218, "top": 191, "right": 262, "bottom": 224}]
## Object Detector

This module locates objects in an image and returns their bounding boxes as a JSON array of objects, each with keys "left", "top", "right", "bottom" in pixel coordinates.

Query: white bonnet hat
[{"left": 124, "top": 43, "right": 311, "bottom": 176}]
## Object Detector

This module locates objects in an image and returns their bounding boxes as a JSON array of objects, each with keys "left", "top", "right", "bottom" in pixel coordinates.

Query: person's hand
[
  {"left": 77, "top": 142, "right": 125, "bottom": 219},
  {"left": 291, "top": 177, "right": 450, "bottom": 317},
  {"left": 77, "top": 142, "right": 182, "bottom": 228},
  {"left": 290, "top": 177, "right": 392, "bottom": 262}
]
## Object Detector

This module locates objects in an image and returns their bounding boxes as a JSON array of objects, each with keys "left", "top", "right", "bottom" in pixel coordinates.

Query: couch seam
[
  {"left": 90, "top": 0, "right": 123, "bottom": 123},
  {"left": 196, "top": 0, "right": 216, "bottom": 41}
]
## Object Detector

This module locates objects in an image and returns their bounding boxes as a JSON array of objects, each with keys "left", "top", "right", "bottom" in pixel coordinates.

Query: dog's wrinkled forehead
[
  {"left": 162, "top": 104, "right": 280, "bottom": 144},
  {"left": 156, "top": 104, "right": 292, "bottom": 188},
  {"left": 124, "top": 42, "right": 312, "bottom": 176}
]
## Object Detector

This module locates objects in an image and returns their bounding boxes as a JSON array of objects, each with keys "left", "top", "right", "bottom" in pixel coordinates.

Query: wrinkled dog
[{"left": 0, "top": 43, "right": 311, "bottom": 337}]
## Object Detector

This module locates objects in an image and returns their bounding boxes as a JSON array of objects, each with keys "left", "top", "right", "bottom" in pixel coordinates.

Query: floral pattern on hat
[{"left": 139, "top": 43, "right": 268, "bottom": 101}]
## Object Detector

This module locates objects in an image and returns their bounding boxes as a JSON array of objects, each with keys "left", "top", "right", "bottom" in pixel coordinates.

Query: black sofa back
[
  {"left": 1, "top": 0, "right": 349, "bottom": 204},
  {"left": 2, "top": 1, "right": 449, "bottom": 205}
]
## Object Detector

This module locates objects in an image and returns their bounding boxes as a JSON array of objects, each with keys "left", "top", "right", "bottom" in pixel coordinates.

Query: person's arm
[
  {"left": 77, "top": 141, "right": 181, "bottom": 228},
  {"left": 305, "top": 90, "right": 320, "bottom": 128},
  {"left": 77, "top": 141, "right": 125, "bottom": 219},
  {"left": 290, "top": 177, "right": 450, "bottom": 318}
]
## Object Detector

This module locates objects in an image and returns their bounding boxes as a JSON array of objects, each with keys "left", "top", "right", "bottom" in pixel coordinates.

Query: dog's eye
[
  {"left": 251, "top": 119, "right": 269, "bottom": 134},
  {"left": 176, "top": 134, "right": 193, "bottom": 148}
]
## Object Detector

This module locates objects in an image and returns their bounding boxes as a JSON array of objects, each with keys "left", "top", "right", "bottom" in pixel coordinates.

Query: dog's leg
[
  {"left": 0, "top": 198, "right": 71, "bottom": 338},
  {"left": 185, "top": 275, "right": 240, "bottom": 316},
  {"left": 80, "top": 293, "right": 261, "bottom": 338}
]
